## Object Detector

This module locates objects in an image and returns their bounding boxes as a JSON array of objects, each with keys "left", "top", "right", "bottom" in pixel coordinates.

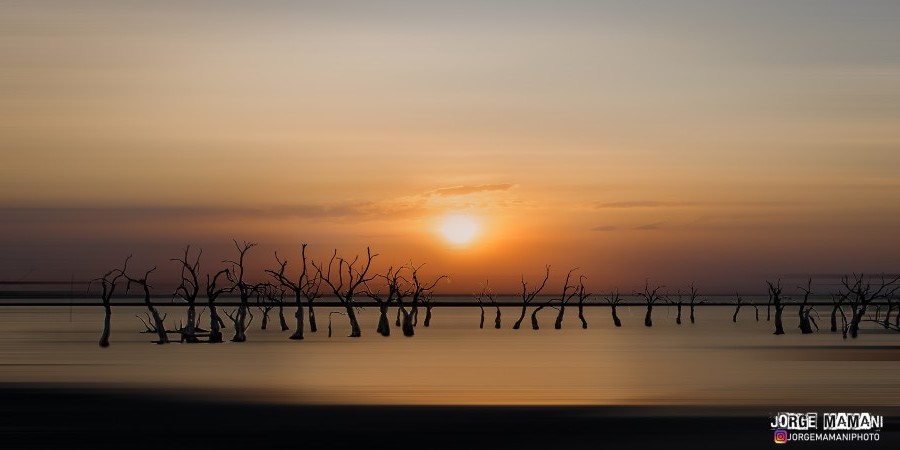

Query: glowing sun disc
[{"left": 439, "top": 214, "right": 479, "bottom": 245}]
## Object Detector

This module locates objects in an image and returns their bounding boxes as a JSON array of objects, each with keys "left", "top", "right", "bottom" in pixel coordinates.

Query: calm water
[{"left": 0, "top": 299, "right": 898, "bottom": 406}]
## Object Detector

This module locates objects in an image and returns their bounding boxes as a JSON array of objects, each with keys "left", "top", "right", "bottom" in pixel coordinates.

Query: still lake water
[{"left": 0, "top": 298, "right": 898, "bottom": 407}]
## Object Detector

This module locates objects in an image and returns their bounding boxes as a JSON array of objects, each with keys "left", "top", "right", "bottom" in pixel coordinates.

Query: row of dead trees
[
  {"left": 94, "top": 241, "right": 446, "bottom": 346},
  {"left": 94, "top": 242, "right": 900, "bottom": 346}
]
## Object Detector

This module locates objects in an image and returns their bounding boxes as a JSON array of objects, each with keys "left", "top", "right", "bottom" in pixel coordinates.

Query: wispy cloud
[
  {"left": 593, "top": 201, "right": 695, "bottom": 209},
  {"left": 426, "top": 184, "right": 514, "bottom": 197}
]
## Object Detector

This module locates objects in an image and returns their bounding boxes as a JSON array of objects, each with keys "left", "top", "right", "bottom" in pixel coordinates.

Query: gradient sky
[{"left": 2, "top": 1, "right": 899, "bottom": 293}]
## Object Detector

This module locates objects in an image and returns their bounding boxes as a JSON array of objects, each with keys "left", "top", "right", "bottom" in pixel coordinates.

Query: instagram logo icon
[{"left": 774, "top": 429, "right": 789, "bottom": 444}]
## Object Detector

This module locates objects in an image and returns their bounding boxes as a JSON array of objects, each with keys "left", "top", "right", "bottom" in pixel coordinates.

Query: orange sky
[{"left": 2, "top": 1, "right": 900, "bottom": 293}]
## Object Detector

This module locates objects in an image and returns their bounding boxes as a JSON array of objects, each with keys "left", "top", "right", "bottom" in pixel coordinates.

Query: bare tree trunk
[
  {"left": 208, "top": 304, "right": 223, "bottom": 343},
  {"left": 690, "top": 305, "right": 696, "bottom": 324},
  {"left": 675, "top": 304, "right": 682, "bottom": 325},
  {"left": 345, "top": 304, "right": 362, "bottom": 337},
  {"left": 183, "top": 302, "right": 199, "bottom": 343},
  {"left": 377, "top": 304, "right": 391, "bottom": 337},
  {"left": 424, "top": 304, "right": 433, "bottom": 327},
  {"left": 308, "top": 305, "right": 317, "bottom": 332},
  {"left": 830, "top": 305, "right": 839, "bottom": 332},
  {"left": 494, "top": 308, "right": 502, "bottom": 329},
  {"left": 99, "top": 304, "right": 111, "bottom": 348},
  {"left": 554, "top": 304, "right": 565, "bottom": 330},
  {"left": 289, "top": 293, "right": 304, "bottom": 340},
  {"left": 479, "top": 306, "right": 485, "bottom": 329},
  {"left": 849, "top": 306, "right": 867, "bottom": 339},
  {"left": 732, "top": 304, "right": 741, "bottom": 323},
  {"left": 611, "top": 305, "right": 622, "bottom": 327},
  {"left": 513, "top": 305, "right": 527, "bottom": 329},
  {"left": 395, "top": 306, "right": 402, "bottom": 327},
  {"left": 644, "top": 305, "right": 653, "bottom": 327},
  {"left": 773, "top": 305, "right": 785, "bottom": 335},
  {"left": 531, "top": 305, "right": 545, "bottom": 330},
  {"left": 578, "top": 303, "right": 587, "bottom": 329},
  {"left": 277, "top": 304, "right": 289, "bottom": 331}
]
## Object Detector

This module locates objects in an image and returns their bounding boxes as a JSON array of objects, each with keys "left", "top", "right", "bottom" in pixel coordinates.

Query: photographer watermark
[{"left": 770, "top": 412, "right": 883, "bottom": 444}]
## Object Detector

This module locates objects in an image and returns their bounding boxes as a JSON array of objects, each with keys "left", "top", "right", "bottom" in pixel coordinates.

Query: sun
[{"left": 438, "top": 214, "right": 479, "bottom": 245}]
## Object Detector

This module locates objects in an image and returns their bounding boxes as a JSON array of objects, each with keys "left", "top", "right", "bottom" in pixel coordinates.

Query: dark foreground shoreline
[{"left": 0, "top": 384, "right": 897, "bottom": 449}]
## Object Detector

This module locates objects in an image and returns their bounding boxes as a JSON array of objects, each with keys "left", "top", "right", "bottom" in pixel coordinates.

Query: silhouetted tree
[
  {"left": 575, "top": 276, "right": 591, "bottom": 329},
  {"left": 224, "top": 240, "right": 257, "bottom": 342},
  {"left": 315, "top": 247, "right": 378, "bottom": 337},
  {"left": 688, "top": 284, "right": 704, "bottom": 324},
  {"left": 553, "top": 269, "right": 579, "bottom": 330},
  {"left": 476, "top": 281, "right": 501, "bottom": 329},
  {"left": 94, "top": 265, "right": 124, "bottom": 347},
  {"left": 474, "top": 287, "right": 487, "bottom": 329},
  {"left": 403, "top": 264, "right": 446, "bottom": 335},
  {"left": 123, "top": 257, "right": 168, "bottom": 344},
  {"left": 604, "top": 289, "right": 623, "bottom": 327},
  {"left": 767, "top": 280, "right": 786, "bottom": 335},
  {"left": 732, "top": 293, "right": 743, "bottom": 323},
  {"left": 512, "top": 266, "right": 550, "bottom": 330},
  {"left": 205, "top": 268, "right": 230, "bottom": 343},
  {"left": 255, "top": 283, "right": 277, "bottom": 331},
  {"left": 364, "top": 266, "right": 408, "bottom": 337},
  {"left": 636, "top": 280, "right": 664, "bottom": 327},
  {"left": 841, "top": 273, "right": 900, "bottom": 338},
  {"left": 797, "top": 278, "right": 815, "bottom": 334},
  {"left": 671, "top": 290, "right": 684, "bottom": 325},
  {"left": 172, "top": 246, "right": 202, "bottom": 343},
  {"left": 531, "top": 268, "right": 575, "bottom": 330},
  {"left": 266, "top": 243, "right": 322, "bottom": 340}
]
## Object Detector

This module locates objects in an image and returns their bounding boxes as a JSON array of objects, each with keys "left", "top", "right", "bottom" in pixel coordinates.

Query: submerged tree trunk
[
  {"left": 424, "top": 304, "right": 433, "bottom": 327},
  {"left": 690, "top": 305, "right": 697, "bottom": 324},
  {"left": 308, "top": 304, "right": 317, "bottom": 333},
  {"left": 513, "top": 305, "right": 527, "bottom": 329},
  {"left": 644, "top": 305, "right": 653, "bottom": 327},
  {"left": 675, "top": 304, "right": 682, "bottom": 325},
  {"left": 377, "top": 304, "right": 391, "bottom": 337},
  {"left": 345, "top": 304, "right": 362, "bottom": 337},
  {"left": 830, "top": 305, "right": 839, "bottom": 332},
  {"left": 479, "top": 306, "right": 485, "bottom": 329},
  {"left": 183, "top": 303, "right": 198, "bottom": 343},
  {"left": 611, "top": 305, "right": 622, "bottom": 327},
  {"left": 554, "top": 304, "right": 565, "bottom": 330},
  {"left": 208, "top": 303, "right": 223, "bottom": 343},
  {"left": 494, "top": 308, "right": 502, "bottom": 329},
  {"left": 773, "top": 306, "right": 785, "bottom": 335},
  {"left": 99, "top": 304, "right": 111, "bottom": 347},
  {"left": 395, "top": 306, "right": 402, "bottom": 327},
  {"left": 289, "top": 294, "right": 304, "bottom": 340},
  {"left": 278, "top": 305, "right": 289, "bottom": 331},
  {"left": 849, "top": 306, "right": 867, "bottom": 339},
  {"left": 578, "top": 303, "right": 587, "bottom": 329},
  {"left": 531, "top": 305, "right": 546, "bottom": 330},
  {"left": 732, "top": 304, "right": 741, "bottom": 323}
]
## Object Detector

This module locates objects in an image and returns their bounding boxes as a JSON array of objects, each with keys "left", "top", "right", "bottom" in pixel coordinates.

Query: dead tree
[
  {"left": 224, "top": 240, "right": 257, "bottom": 342},
  {"left": 327, "top": 311, "right": 345, "bottom": 338},
  {"left": 255, "top": 283, "right": 276, "bottom": 331},
  {"left": 94, "top": 266, "right": 124, "bottom": 347},
  {"left": 636, "top": 280, "right": 664, "bottom": 327},
  {"left": 767, "top": 280, "right": 787, "bottom": 335},
  {"left": 604, "top": 289, "right": 623, "bottom": 327},
  {"left": 841, "top": 273, "right": 900, "bottom": 338},
  {"left": 512, "top": 266, "right": 551, "bottom": 330},
  {"left": 171, "top": 246, "right": 202, "bottom": 343},
  {"left": 314, "top": 247, "right": 378, "bottom": 338},
  {"left": 476, "top": 281, "right": 501, "bottom": 329},
  {"left": 123, "top": 258, "right": 168, "bottom": 344},
  {"left": 364, "top": 266, "right": 408, "bottom": 337},
  {"left": 575, "top": 276, "right": 591, "bottom": 329},
  {"left": 474, "top": 288, "right": 487, "bottom": 329},
  {"left": 732, "top": 293, "right": 743, "bottom": 323},
  {"left": 266, "top": 243, "right": 322, "bottom": 340},
  {"left": 403, "top": 264, "right": 446, "bottom": 335},
  {"left": 422, "top": 293, "right": 436, "bottom": 327},
  {"left": 553, "top": 268, "right": 579, "bottom": 330},
  {"left": 797, "top": 278, "right": 815, "bottom": 334},
  {"left": 671, "top": 290, "right": 684, "bottom": 325},
  {"left": 688, "top": 284, "right": 704, "bottom": 324},
  {"left": 205, "top": 268, "right": 230, "bottom": 343},
  {"left": 532, "top": 269, "right": 576, "bottom": 330}
]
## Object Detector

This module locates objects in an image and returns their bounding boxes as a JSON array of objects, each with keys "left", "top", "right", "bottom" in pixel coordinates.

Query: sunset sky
[{"left": 2, "top": 1, "right": 899, "bottom": 293}]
